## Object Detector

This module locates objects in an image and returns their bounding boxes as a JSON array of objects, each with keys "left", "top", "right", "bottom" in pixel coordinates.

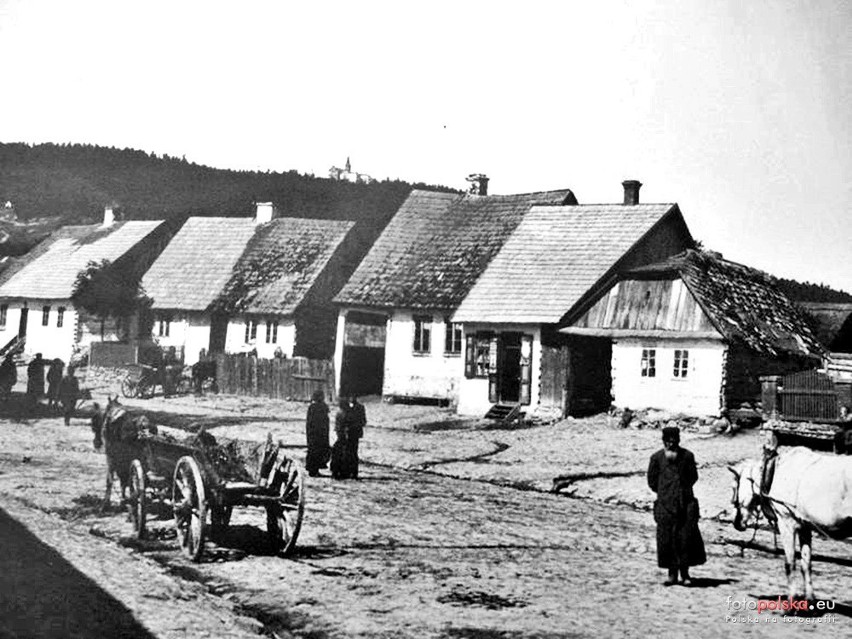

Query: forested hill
[
  {"left": 775, "top": 277, "right": 852, "bottom": 304},
  {"left": 0, "top": 142, "right": 458, "bottom": 255}
]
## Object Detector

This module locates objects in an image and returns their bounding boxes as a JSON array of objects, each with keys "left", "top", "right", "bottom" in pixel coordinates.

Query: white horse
[{"left": 729, "top": 447, "right": 852, "bottom": 601}]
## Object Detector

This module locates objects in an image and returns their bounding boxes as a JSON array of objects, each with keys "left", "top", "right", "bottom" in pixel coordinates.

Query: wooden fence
[
  {"left": 216, "top": 354, "right": 335, "bottom": 403},
  {"left": 762, "top": 369, "right": 852, "bottom": 422}
]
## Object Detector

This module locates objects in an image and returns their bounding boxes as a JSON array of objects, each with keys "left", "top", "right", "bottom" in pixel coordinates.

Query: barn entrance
[
  {"left": 566, "top": 336, "right": 612, "bottom": 416},
  {"left": 339, "top": 311, "right": 386, "bottom": 397}
]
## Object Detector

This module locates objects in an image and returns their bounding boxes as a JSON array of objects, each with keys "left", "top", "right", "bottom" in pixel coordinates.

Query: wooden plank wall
[
  {"left": 576, "top": 278, "right": 715, "bottom": 332},
  {"left": 216, "top": 354, "right": 336, "bottom": 403}
]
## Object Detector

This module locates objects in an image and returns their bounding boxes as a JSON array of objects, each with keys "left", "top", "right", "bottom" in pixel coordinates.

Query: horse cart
[
  {"left": 97, "top": 401, "right": 306, "bottom": 562},
  {"left": 121, "top": 363, "right": 193, "bottom": 399}
]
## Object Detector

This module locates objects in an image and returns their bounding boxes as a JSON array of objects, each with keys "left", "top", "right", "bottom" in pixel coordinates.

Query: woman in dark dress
[
  {"left": 331, "top": 396, "right": 365, "bottom": 479},
  {"left": 305, "top": 390, "right": 330, "bottom": 477}
]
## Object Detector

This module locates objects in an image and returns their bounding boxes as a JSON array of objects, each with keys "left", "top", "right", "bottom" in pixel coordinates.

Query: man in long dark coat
[
  {"left": 305, "top": 390, "right": 330, "bottom": 477},
  {"left": 647, "top": 426, "right": 706, "bottom": 586}
]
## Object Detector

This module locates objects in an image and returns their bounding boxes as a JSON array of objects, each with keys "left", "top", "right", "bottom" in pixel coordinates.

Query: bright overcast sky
[{"left": 1, "top": 0, "right": 850, "bottom": 291}]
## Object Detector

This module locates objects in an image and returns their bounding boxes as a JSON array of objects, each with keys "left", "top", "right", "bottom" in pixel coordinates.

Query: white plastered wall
[{"left": 611, "top": 337, "right": 725, "bottom": 417}]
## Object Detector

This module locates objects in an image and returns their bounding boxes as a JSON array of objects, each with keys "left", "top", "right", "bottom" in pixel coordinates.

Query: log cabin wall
[{"left": 723, "top": 343, "right": 814, "bottom": 411}]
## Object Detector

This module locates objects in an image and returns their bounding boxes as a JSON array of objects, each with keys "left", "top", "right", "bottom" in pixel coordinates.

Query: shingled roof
[
  {"left": 0, "top": 221, "right": 164, "bottom": 300},
  {"left": 612, "top": 250, "right": 823, "bottom": 357},
  {"left": 143, "top": 216, "right": 354, "bottom": 315},
  {"left": 334, "top": 188, "right": 577, "bottom": 310},
  {"left": 453, "top": 203, "right": 683, "bottom": 323}
]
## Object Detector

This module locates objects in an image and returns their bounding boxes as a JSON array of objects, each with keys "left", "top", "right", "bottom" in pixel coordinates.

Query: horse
[
  {"left": 191, "top": 359, "right": 217, "bottom": 394},
  {"left": 729, "top": 447, "right": 852, "bottom": 601},
  {"left": 91, "top": 396, "right": 157, "bottom": 510}
]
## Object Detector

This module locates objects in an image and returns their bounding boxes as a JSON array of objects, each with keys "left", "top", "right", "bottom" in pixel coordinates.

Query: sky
[{"left": 0, "top": 0, "right": 849, "bottom": 291}]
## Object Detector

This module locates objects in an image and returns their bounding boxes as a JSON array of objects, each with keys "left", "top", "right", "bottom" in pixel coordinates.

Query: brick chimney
[
  {"left": 102, "top": 206, "right": 115, "bottom": 227},
  {"left": 466, "top": 173, "right": 489, "bottom": 196},
  {"left": 254, "top": 201, "right": 278, "bottom": 225},
  {"left": 622, "top": 180, "right": 642, "bottom": 205}
]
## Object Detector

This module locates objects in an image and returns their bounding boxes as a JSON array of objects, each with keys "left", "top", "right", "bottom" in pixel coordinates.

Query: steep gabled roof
[
  {"left": 453, "top": 203, "right": 681, "bottom": 323},
  {"left": 0, "top": 221, "right": 164, "bottom": 300},
  {"left": 565, "top": 249, "right": 824, "bottom": 357},
  {"left": 333, "top": 188, "right": 577, "bottom": 310},
  {"left": 213, "top": 218, "right": 354, "bottom": 315},
  {"left": 143, "top": 216, "right": 354, "bottom": 315},
  {"left": 143, "top": 217, "right": 256, "bottom": 311}
]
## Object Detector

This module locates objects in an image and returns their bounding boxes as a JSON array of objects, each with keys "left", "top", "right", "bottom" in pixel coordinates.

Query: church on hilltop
[{"left": 328, "top": 157, "right": 374, "bottom": 184}]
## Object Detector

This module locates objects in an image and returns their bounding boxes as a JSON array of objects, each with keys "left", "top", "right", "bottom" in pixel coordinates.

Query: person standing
[
  {"left": 58, "top": 366, "right": 80, "bottom": 426},
  {"left": 331, "top": 396, "right": 365, "bottom": 480},
  {"left": 26, "top": 353, "right": 46, "bottom": 406},
  {"left": 46, "top": 358, "right": 64, "bottom": 411},
  {"left": 305, "top": 390, "right": 330, "bottom": 477},
  {"left": 647, "top": 426, "right": 706, "bottom": 586},
  {"left": 0, "top": 354, "right": 17, "bottom": 401}
]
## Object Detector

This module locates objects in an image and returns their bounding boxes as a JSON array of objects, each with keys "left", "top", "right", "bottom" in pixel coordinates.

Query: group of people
[
  {"left": 17, "top": 353, "right": 80, "bottom": 424},
  {"left": 304, "top": 390, "right": 365, "bottom": 480}
]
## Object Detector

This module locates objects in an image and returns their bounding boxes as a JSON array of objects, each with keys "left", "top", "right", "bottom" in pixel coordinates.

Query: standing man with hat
[{"left": 647, "top": 426, "right": 706, "bottom": 586}]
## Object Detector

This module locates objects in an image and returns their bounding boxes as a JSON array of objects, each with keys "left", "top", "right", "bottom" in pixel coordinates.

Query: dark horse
[{"left": 91, "top": 396, "right": 157, "bottom": 510}]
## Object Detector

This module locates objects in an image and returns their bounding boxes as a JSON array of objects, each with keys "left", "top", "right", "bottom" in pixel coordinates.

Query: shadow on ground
[{"left": 0, "top": 506, "right": 157, "bottom": 638}]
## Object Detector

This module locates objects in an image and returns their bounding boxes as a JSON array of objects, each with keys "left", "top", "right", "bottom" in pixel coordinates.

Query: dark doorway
[
  {"left": 339, "top": 311, "right": 386, "bottom": 397},
  {"left": 499, "top": 332, "right": 522, "bottom": 403},
  {"left": 209, "top": 314, "right": 228, "bottom": 354},
  {"left": 18, "top": 307, "right": 28, "bottom": 337},
  {"left": 567, "top": 336, "right": 612, "bottom": 416}
]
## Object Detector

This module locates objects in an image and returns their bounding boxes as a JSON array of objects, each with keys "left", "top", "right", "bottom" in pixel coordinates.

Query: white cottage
[
  {"left": 0, "top": 209, "right": 168, "bottom": 362},
  {"left": 141, "top": 203, "right": 356, "bottom": 364},
  {"left": 332, "top": 182, "right": 578, "bottom": 403},
  {"left": 559, "top": 250, "right": 823, "bottom": 417}
]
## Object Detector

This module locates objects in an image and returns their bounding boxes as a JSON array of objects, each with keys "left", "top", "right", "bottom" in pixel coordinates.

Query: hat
[{"left": 662, "top": 426, "right": 680, "bottom": 442}]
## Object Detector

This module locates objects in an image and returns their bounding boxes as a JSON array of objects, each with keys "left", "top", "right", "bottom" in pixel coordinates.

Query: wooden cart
[{"left": 125, "top": 431, "right": 305, "bottom": 561}]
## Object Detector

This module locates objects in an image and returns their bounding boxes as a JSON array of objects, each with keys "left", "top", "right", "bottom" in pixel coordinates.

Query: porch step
[{"left": 484, "top": 402, "right": 521, "bottom": 422}]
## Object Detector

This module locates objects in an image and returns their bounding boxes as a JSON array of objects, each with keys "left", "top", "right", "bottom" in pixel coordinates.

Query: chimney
[
  {"left": 102, "top": 206, "right": 115, "bottom": 227},
  {"left": 622, "top": 180, "right": 642, "bottom": 205},
  {"left": 466, "top": 173, "right": 490, "bottom": 196},
  {"left": 254, "top": 201, "right": 278, "bottom": 225}
]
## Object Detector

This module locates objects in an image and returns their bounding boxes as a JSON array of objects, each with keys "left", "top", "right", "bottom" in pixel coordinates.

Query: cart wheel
[
  {"left": 173, "top": 456, "right": 207, "bottom": 561},
  {"left": 121, "top": 377, "right": 138, "bottom": 399},
  {"left": 266, "top": 457, "right": 305, "bottom": 557},
  {"left": 127, "top": 459, "right": 147, "bottom": 539},
  {"left": 210, "top": 505, "right": 232, "bottom": 536}
]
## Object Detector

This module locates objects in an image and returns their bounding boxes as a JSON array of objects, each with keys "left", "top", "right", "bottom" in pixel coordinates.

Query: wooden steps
[{"left": 484, "top": 403, "right": 522, "bottom": 424}]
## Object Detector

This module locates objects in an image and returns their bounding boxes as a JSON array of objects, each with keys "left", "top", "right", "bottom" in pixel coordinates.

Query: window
[
  {"left": 157, "top": 315, "right": 171, "bottom": 337},
  {"left": 56, "top": 307, "right": 65, "bottom": 328},
  {"left": 465, "top": 332, "right": 494, "bottom": 378},
  {"left": 42, "top": 305, "right": 51, "bottom": 326},
  {"left": 245, "top": 319, "right": 257, "bottom": 343},
  {"left": 444, "top": 319, "right": 462, "bottom": 355},
  {"left": 413, "top": 315, "right": 432, "bottom": 354},
  {"left": 673, "top": 349, "right": 689, "bottom": 378},
  {"left": 0, "top": 304, "right": 6, "bottom": 328},
  {"left": 265, "top": 319, "right": 278, "bottom": 344},
  {"left": 641, "top": 348, "right": 656, "bottom": 377}
]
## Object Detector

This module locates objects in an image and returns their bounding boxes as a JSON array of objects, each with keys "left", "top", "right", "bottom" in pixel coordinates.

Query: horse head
[
  {"left": 90, "top": 395, "right": 123, "bottom": 450},
  {"left": 729, "top": 460, "right": 761, "bottom": 531}
]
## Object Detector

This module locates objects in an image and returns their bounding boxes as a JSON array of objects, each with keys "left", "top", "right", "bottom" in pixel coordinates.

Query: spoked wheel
[
  {"left": 210, "top": 504, "right": 233, "bottom": 537},
  {"left": 173, "top": 456, "right": 207, "bottom": 561},
  {"left": 266, "top": 457, "right": 305, "bottom": 557},
  {"left": 120, "top": 376, "right": 139, "bottom": 399},
  {"left": 127, "top": 459, "right": 147, "bottom": 539}
]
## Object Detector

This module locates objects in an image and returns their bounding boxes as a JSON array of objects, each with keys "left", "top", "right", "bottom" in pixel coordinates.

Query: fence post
[{"left": 760, "top": 375, "right": 780, "bottom": 420}]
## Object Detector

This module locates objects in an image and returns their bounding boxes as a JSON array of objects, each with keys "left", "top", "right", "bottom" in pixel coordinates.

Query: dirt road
[{"left": 1, "top": 393, "right": 850, "bottom": 638}]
